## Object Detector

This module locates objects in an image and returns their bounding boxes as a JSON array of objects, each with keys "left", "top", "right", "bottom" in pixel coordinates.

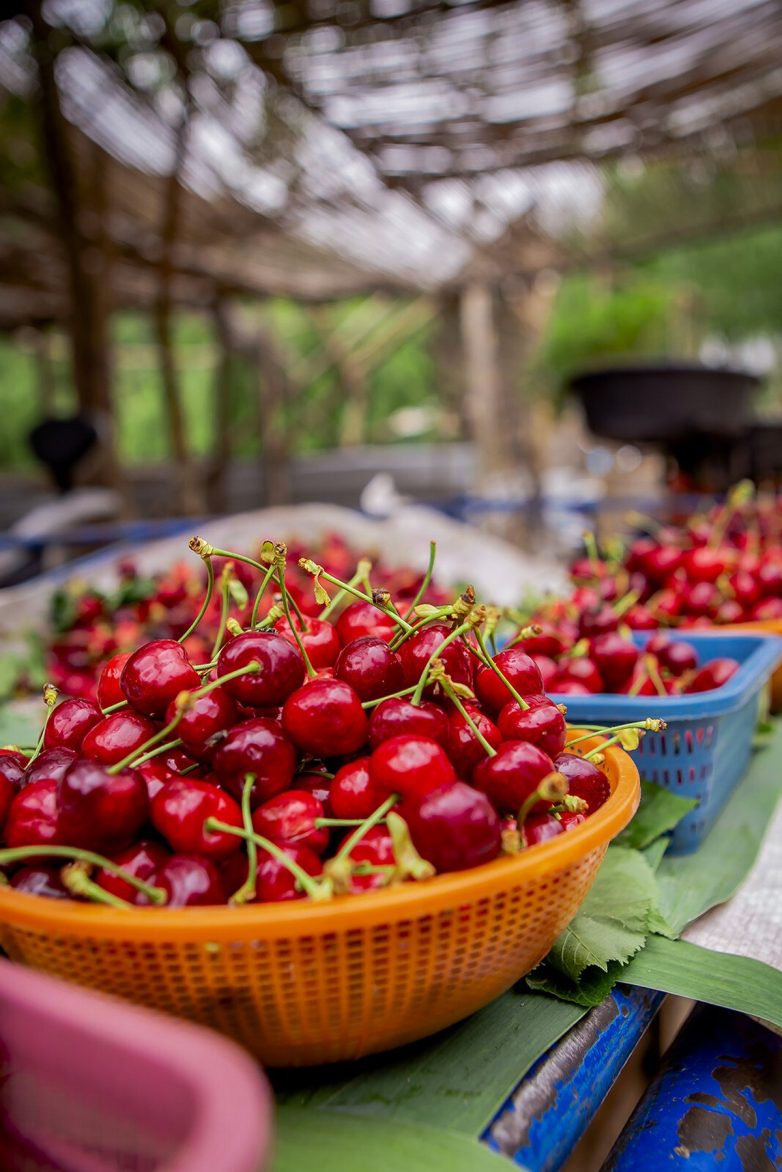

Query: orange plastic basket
[{"left": 0, "top": 733, "right": 639, "bottom": 1067}]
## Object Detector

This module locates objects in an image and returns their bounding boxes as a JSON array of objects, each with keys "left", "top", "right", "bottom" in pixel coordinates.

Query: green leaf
[
  {"left": 616, "top": 780, "right": 698, "bottom": 851},
  {"left": 622, "top": 936, "right": 782, "bottom": 1032},
  {"left": 527, "top": 959, "right": 626, "bottom": 1008}
]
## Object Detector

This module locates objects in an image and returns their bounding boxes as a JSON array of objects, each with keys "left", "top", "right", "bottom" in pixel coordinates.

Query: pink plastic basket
[{"left": 0, "top": 959, "right": 273, "bottom": 1172}]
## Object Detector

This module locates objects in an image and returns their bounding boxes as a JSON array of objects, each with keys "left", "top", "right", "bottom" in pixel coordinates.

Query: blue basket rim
[{"left": 549, "top": 631, "right": 782, "bottom": 720}]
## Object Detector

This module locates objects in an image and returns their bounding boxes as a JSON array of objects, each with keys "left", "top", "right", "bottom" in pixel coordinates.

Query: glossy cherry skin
[
  {"left": 10, "top": 864, "right": 71, "bottom": 900},
  {"left": 135, "top": 759, "right": 179, "bottom": 802},
  {"left": 729, "top": 569, "right": 761, "bottom": 608},
  {"left": 553, "top": 753, "right": 610, "bottom": 813},
  {"left": 523, "top": 813, "right": 565, "bottom": 846},
  {"left": 282, "top": 678, "right": 368, "bottom": 757},
  {"left": 681, "top": 547, "right": 730, "bottom": 584},
  {"left": 0, "top": 769, "right": 17, "bottom": 830},
  {"left": 95, "top": 840, "right": 171, "bottom": 904},
  {"left": 552, "top": 680, "right": 592, "bottom": 696},
  {"left": 252, "top": 790, "right": 328, "bottom": 855},
  {"left": 97, "top": 651, "right": 133, "bottom": 709},
  {"left": 273, "top": 615, "right": 341, "bottom": 669},
  {"left": 294, "top": 770, "right": 333, "bottom": 813},
  {"left": 151, "top": 778, "right": 243, "bottom": 859},
  {"left": 589, "top": 633, "right": 639, "bottom": 690},
  {"left": 0, "top": 754, "right": 26, "bottom": 794},
  {"left": 121, "top": 639, "right": 200, "bottom": 719},
  {"left": 210, "top": 717, "right": 297, "bottom": 808},
  {"left": 164, "top": 686, "right": 238, "bottom": 759},
  {"left": 497, "top": 696, "right": 567, "bottom": 758},
  {"left": 554, "top": 657, "right": 604, "bottom": 694},
  {"left": 518, "top": 628, "right": 567, "bottom": 658},
  {"left": 0, "top": 748, "right": 28, "bottom": 771},
  {"left": 23, "top": 748, "right": 78, "bottom": 790},
  {"left": 640, "top": 545, "right": 682, "bottom": 583},
  {"left": 335, "top": 602, "right": 397, "bottom": 645},
  {"left": 246, "top": 845, "right": 324, "bottom": 902},
  {"left": 330, "top": 757, "right": 379, "bottom": 820},
  {"left": 558, "top": 810, "right": 588, "bottom": 833},
  {"left": 340, "top": 826, "right": 395, "bottom": 892},
  {"left": 444, "top": 704, "right": 502, "bottom": 776},
  {"left": 397, "top": 623, "right": 474, "bottom": 697},
  {"left": 474, "top": 647, "right": 543, "bottom": 714},
  {"left": 624, "top": 604, "right": 658, "bottom": 631},
  {"left": 369, "top": 697, "right": 448, "bottom": 749},
  {"left": 334, "top": 635, "right": 404, "bottom": 703},
  {"left": 217, "top": 630, "right": 305, "bottom": 708},
  {"left": 144, "top": 854, "right": 226, "bottom": 907},
  {"left": 58, "top": 758, "right": 148, "bottom": 852},
  {"left": 370, "top": 734, "right": 456, "bottom": 802},
  {"left": 44, "top": 698, "right": 103, "bottom": 752},
  {"left": 402, "top": 781, "right": 501, "bottom": 873},
  {"left": 81, "top": 711, "right": 159, "bottom": 766},
  {"left": 750, "top": 597, "right": 782, "bottom": 621},
  {"left": 473, "top": 741, "right": 556, "bottom": 814},
  {"left": 657, "top": 640, "right": 698, "bottom": 676},
  {"left": 4, "top": 779, "right": 62, "bottom": 849},
  {"left": 687, "top": 658, "right": 740, "bottom": 693},
  {"left": 681, "top": 581, "right": 720, "bottom": 618}
]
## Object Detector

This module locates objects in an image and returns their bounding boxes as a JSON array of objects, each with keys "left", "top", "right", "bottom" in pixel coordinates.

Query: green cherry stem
[
  {"left": 204, "top": 820, "right": 331, "bottom": 901},
  {"left": 334, "top": 794, "right": 398, "bottom": 863},
  {"left": 100, "top": 700, "right": 130, "bottom": 716},
  {"left": 230, "top": 774, "right": 258, "bottom": 906},
  {"left": 401, "top": 541, "right": 437, "bottom": 622},
  {"left": 0, "top": 846, "right": 167, "bottom": 904},
  {"left": 438, "top": 675, "right": 497, "bottom": 758},
  {"left": 178, "top": 553, "right": 215, "bottom": 645},
  {"left": 127, "top": 738, "right": 183, "bottom": 769},
  {"left": 472, "top": 630, "right": 530, "bottom": 711},
  {"left": 274, "top": 561, "right": 316, "bottom": 678},
  {"left": 299, "top": 560, "right": 413, "bottom": 634},
  {"left": 26, "top": 684, "right": 59, "bottom": 767},
  {"left": 361, "top": 684, "right": 418, "bottom": 710},
  {"left": 250, "top": 564, "right": 277, "bottom": 630},
  {"left": 517, "top": 773, "right": 568, "bottom": 829},
  {"left": 566, "top": 718, "right": 667, "bottom": 747},
  {"left": 210, "top": 564, "right": 235, "bottom": 661},
  {"left": 319, "top": 558, "right": 373, "bottom": 621},
  {"left": 62, "top": 863, "right": 133, "bottom": 909},
  {"left": 410, "top": 622, "right": 473, "bottom": 707},
  {"left": 315, "top": 817, "right": 366, "bottom": 827}
]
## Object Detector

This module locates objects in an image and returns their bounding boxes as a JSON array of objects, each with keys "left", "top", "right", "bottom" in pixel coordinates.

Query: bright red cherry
[
  {"left": 10, "top": 864, "right": 71, "bottom": 899},
  {"left": 530, "top": 655, "right": 559, "bottom": 688},
  {"left": 680, "top": 547, "right": 730, "bottom": 584},
  {"left": 640, "top": 545, "right": 682, "bottom": 583},
  {"left": 716, "top": 599, "right": 745, "bottom": 624},
  {"left": 523, "top": 813, "right": 565, "bottom": 846},
  {"left": 751, "top": 597, "right": 782, "bottom": 621},
  {"left": 554, "top": 752, "right": 610, "bottom": 813},
  {"left": 97, "top": 651, "right": 133, "bottom": 709},
  {"left": 729, "top": 570, "right": 761, "bottom": 608},
  {"left": 681, "top": 581, "right": 720, "bottom": 618},
  {"left": 474, "top": 647, "right": 543, "bottom": 714},
  {"left": 210, "top": 717, "right": 297, "bottom": 808},
  {"left": 517, "top": 628, "right": 567, "bottom": 658},
  {"left": 273, "top": 615, "right": 341, "bottom": 669},
  {"left": 369, "top": 696, "right": 448, "bottom": 749},
  {"left": 256, "top": 845, "right": 324, "bottom": 902},
  {"left": 294, "top": 770, "right": 333, "bottom": 812},
  {"left": 217, "top": 631, "right": 305, "bottom": 708},
  {"left": 81, "top": 711, "right": 158, "bottom": 766},
  {"left": 335, "top": 602, "right": 397, "bottom": 645},
  {"left": 444, "top": 704, "right": 501, "bottom": 775},
  {"left": 252, "top": 790, "right": 328, "bottom": 855},
  {"left": 96, "top": 840, "right": 171, "bottom": 904},
  {"left": 339, "top": 826, "right": 395, "bottom": 892},
  {"left": 330, "top": 757, "right": 379, "bottom": 820},
  {"left": 397, "top": 623, "right": 474, "bottom": 696},
  {"left": 370, "top": 734, "right": 456, "bottom": 802},
  {"left": 0, "top": 756, "right": 26, "bottom": 801},
  {"left": 165, "top": 686, "right": 238, "bottom": 758},
  {"left": 4, "top": 779, "right": 62, "bottom": 849},
  {"left": 144, "top": 855, "right": 226, "bottom": 906},
  {"left": 44, "top": 698, "right": 103, "bottom": 752},
  {"left": 151, "top": 778, "right": 242, "bottom": 858},
  {"left": 58, "top": 758, "right": 148, "bottom": 852},
  {"left": 24, "top": 748, "right": 78, "bottom": 788},
  {"left": 282, "top": 678, "right": 368, "bottom": 757},
  {"left": 687, "top": 658, "right": 740, "bottom": 693},
  {"left": 135, "top": 758, "right": 179, "bottom": 802},
  {"left": 402, "top": 781, "right": 501, "bottom": 872},
  {"left": 554, "top": 657, "right": 604, "bottom": 694},
  {"left": 473, "top": 740, "right": 556, "bottom": 814},
  {"left": 589, "top": 633, "right": 639, "bottom": 690},
  {"left": 121, "top": 639, "right": 200, "bottom": 718},
  {"left": 497, "top": 696, "right": 567, "bottom": 758},
  {"left": 334, "top": 636, "right": 404, "bottom": 703},
  {"left": 551, "top": 680, "right": 592, "bottom": 696},
  {"left": 624, "top": 604, "right": 658, "bottom": 631},
  {"left": 0, "top": 749, "right": 28, "bottom": 771},
  {"left": 757, "top": 561, "right": 782, "bottom": 598}
]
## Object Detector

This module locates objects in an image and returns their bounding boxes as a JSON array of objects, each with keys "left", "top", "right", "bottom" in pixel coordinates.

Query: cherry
[
  {"left": 95, "top": 840, "right": 170, "bottom": 904},
  {"left": 333, "top": 635, "right": 404, "bottom": 703},
  {"left": 371, "top": 734, "right": 456, "bottom": 802},
  {"left": 553, "top": 753, "right": 610, "bottom": 813},
  {"left": 640, "top": 545, "right": 682, "bottom": 583},
  {"left": 81, "top": 711, "right": 159, "bottom": 766},
  {"left": 330, "top": 757, "right": 379, "bottom": 820},
  {"left": 650, "top": 589, "right": 682, "bottom": 621},
  {"left": 338, "top": 826, "right": 395, "bottom": 892},
  {"left": 618, "top": 665, "right": 659, "bottom": 696},
  {"left": 0, "top": 755, "right": 26, "bottom": 794},
  {"left": 121, "top": 639, "right": 200, "bottom": 718},
  {"left": 474, "top": 647, "right": 543, "bottom": 714},
  {"left": 144, "top": 855, "right": 226, "bottom": 907},
  {"left": 4, "top": 779, "right": 62, "bottom": 849},
  {"left": 750, "top": 597, "right": 782, "bottom": 621},
  {"left": 252, "top": 790, "right": 328, "bottom": 855},
  {"left": 577, "top": 605, "right": 619, "bottom": 639},
  {"left": 555, "top": 657, "right": 604, "bottom": 693},
  {"left": 10, "top": 863, "right": 71, "bottom": 899},
  {"left": 558, "top": 810, "right": 587, "bottom": 833},
  {"left": 165, "top": 686, "right": 238, "bottom": 759},
  {"left": 687, "top": 658, "right": 740, "bottom": 693},
  {"left": 645, "top": 632, "right": 672, "bottom": 657},
  {"left": 444, "top": 703, "right": 501, "bottom": 775},
  {"left": 523, "top": 813, "right": 565, "bottom": 846},
  {"left": 295, "top": 770, "right": 333, "bottom": 812},
  {"left": 552, "top": 680, "right": 592, "bottom": 696},
  {"left": 516, "top": 628, "right": 566, "bottom": 658},
  {"left": 24, "top": 747, "right": 78, "bottom": 788},
  {"left": 335, "top": 602, "right": 396, "bottom": 645},
  {"left": 58, "top": 758, "right": 148, "bottom": 852},
  {"left": 589, "top": 633, "right": 638, "bottom": 689},
  {"left": 625, "top": 537, "right": 657, "bottom": 574},
  {"left": 44, "top": 698, "right": 103, "bottom": 752},
  {"left": 217, "top": 631, "right": 305, "bottom": 707},
  {"left": 624, "top": 604, "right": 658, "bottom": 631},
  {"left": 282, "top": 678, "right": 368, "bottom": 757},
  {"left": 497, "top": 695, "right": 567, "bottom": 758},
  {"left": 210, "top": 717, "right": 297, "bottom": 808},
  {"left": 273, "top": 615, "right": 341, "bottom": 669},
  {"left": 401, "top": 781, "right": 501, "bottom": 872},
  {"left": 0, "top": 769, "right": 16, "bottom": 831},
  {"left": 530, "top": 655, "right": 559, "bottom": 689},
  {"left": 730, "top": 569, "right": 761, "bottom": 608},
  {"left": 757, "top": 561, "right": 782, "bottom": 597},
  {"left": 681, "top": 581, "right": 720, "bottom": 618},
  {"left": 0, "top": 749, "right": 28, "bottom": 771},
  {"left": 151, "top": 778, "right": 242, "bottom": 858},
  {"left": 397, "top": 623, "right": 474, "bottom": 695},
  {"left": 716, "top": 599, "right": 745, "bottom": 624},
  {"left": 657, "top": 640, "right": 698, "bottom": 676},
  {"left": 473, "top": 740, "right": 556, "bottom": 814},
  {"left": 97, "top": 651, "right": 133, "bottom": 708},
  {"left": 255, "top": 844, "right": 324, "bottom": 902},
  {"left": 369, "top": 696, "right": 448, "bottom": 749},
  {"left": 681, "top": 547, "right": 730, "bottom": 584}
]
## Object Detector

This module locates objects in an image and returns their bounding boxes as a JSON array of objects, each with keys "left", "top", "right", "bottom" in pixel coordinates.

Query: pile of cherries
[{"left": 0, "top": 537, "right": 647, "bottom": 909}]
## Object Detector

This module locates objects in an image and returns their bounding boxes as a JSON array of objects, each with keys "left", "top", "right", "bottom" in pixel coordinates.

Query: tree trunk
[{"left": 207, "top": 296, "right": 234, "bottom": 514}]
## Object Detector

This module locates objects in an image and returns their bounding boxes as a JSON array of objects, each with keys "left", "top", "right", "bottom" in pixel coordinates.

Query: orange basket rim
[{"left": 0, "top": 732, "right": 639, "bottom": 937}]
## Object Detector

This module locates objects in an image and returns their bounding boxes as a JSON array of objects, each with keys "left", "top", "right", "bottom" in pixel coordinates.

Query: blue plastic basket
[{"left": 550, "top": 634, "right": 782, "bottom": 853}]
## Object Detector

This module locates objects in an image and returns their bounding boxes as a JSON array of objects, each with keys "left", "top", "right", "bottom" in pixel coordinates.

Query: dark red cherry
[
  {"left": 210, "top": 717, "right": 297, "bottom": 808},
  {"left": 497, "top": 695, "right": 567, "bottom": 758},
  {"left": 97, "top": 651, "right": 132, "bottom": 709},
  {"left": 523, "top": 813, "right": 565, "bottom": 846},
  {"left": 95, "top": 840, "right": 171, "bottom": 904},
  {"left": 657, "top": 640, "right": 698, "bottom": 676},
  {"left": 0, "top": 755, "right": 26, "bottom": 796},
  {"left": 282, "top": 678, "right": 368, "bottom": 757},
  {"left": 340, "top": 826, "right": 395, "bottom": 892},
  {"left": 0, "top": 770, "right": 14, "bottom": 831},
  {"left": 474, "top": 647, "right": 543, "bottom": 714},
  {"left": 44, "top": 699, "right": 102, "bottom": 752},
  {"left": 144, "top": 855, "right": 226, "bottom": 906},
  {"left": 401, "top": 781, "right": 501, "bottom": 873},
  {"left": 252, "top": 790, "right": 328, "bottom": 855},
  {"left": 577, "top": 605, "right": 620, "bottom": 639},
  {"left": 554, "top": 753, "right": 610, "bottom": 814},
  {"left": 217, "top": 631, "right": 305, "bottom": 707},
  {"left": 554, "top": 656, "right": 604, "bottom": 694},
  {"left": 151, "top": 778, "right": 242, "bottom": 858},
  {"left": 640, "top": 545, "right": 682, "bottom": 583},
  {"left": 589, "top": 633, "right": 639, "bottom": 690},
  {"left": 473, "top": 740, "right": 556, "bottom": 814},
  {"left": 729, "top": 569, "right": 761, "bottom": 608},
  {"left": 135, "top": 759, "right": 179, "bottom": 802},
  {"left": 751, "top": 597, "right": 782, "bottom": 621},
  {"left": 444, "top": 704, "right": 501, "bottom": 775},
  {"left": 558, "top": 810, "right": 588, "bottom": 832},
  {"left": 334, "top": 636, "right": 404, "bottom": 703},
  {"left": 369, "top": 696, "right": 448, "bottom": 749},
  {"left": 10, "top": 864, "right": 71, "bottom": 900},
  {"left": 335, "top": 602, "right": 397, "bottom": 645},
  {"left": 23, "top": 747, "right": 78, "bottom": 789},
  {"left": 370, "top": 734, "right": 456, "bottom": 802},
  {"left": 4, "top": 779, "right": 62, "bottom": 849},
  {"left": 624, "top": 604, "right": 658, "bottom": 631},
  {"left": 0, "top": 749, "right": 28, "bottom": 771},
  {"left": 397, "top": 623, "right": 474, "bottom": 696},
  {"left": 58, "top": 758, "right": 148, "bottom": 852},
  {"left": 81, "top": 711, "right": 159, "bottom": 766},
  {"left": 273, "top": 615, "right": 341, "bottom": 669},
  {"left": 530, "top": 655, "right": 559, "bottom": 689},
  {"left": 256, "top": 845, "right": 324, "bottom": 902},
  {"left": 681, "top": 581, "right": 720, "bottom": 618},
  {"left": 294, "top": 770, "right": 333, "bottom": 812},
  {"left": 687, "top": 658, "right": 740, "bottom": 693},
  {"left": 121, "top": 639, "right": 200, "bottom": 719},
  {"left": 165, "top": 685, "right": 238, "bottom": 759},
  {"left": 330, "top": 757, "right": 379, "bottom": 820},
  {"left": 757, "top": 561, "right": 782, "bottom": 598}
]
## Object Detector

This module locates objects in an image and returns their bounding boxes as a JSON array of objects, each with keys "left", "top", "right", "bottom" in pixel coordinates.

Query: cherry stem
[
  {"left": 353, "top": 863, "right": 396, "bottom": 876},
  {"left": 582, "top": 530, "right": 600, "bottom": 574},
  {"left": 334, "top": 794, "right": 398, "bottom": 863},
  {"left": 0, "top": 846, "right": 167, "bottom": 904},
  {"left": 62, "top": 864, "right": 133, "bottom": 910},
  {"left": 315, "top": 817, "right": 366, "bottom": 827},
  {"left": 275, "top": 564, "right": 316, "bottom": 678},
  {"left": 401, "top": 541, "right": 437, "bottom": 622},
  {"left": 26, "top": 684, "right": 59, "bottom": 767},
  {"left": 472, "top": 631, "right": 530, "bottom": 710},
  {"left": 210, "top": 565, "right": 234, "bottom": 660},
  {"left": 389, "top": 605, "right": 454, "bottom": 651},
  {"left": 361, "top": 684, "right": 418, "bottom": 710},
  {"left": 517, "top": 773, "right": 568, "bottom": 829},
  {"left": 613, "top": 589, "right": 641, "bottom": 618},
  {"left": 250, "top": 564, "right": 277, "bottom": 630},
  {"left": 205, "top": 820, "right": 331, "bottom": 901},
  {"left": 200, "top": 545, "right": 268, "bottom": 575},
  {"left": 129, "top": 738, "right": 183, "bottom": 769},
  {"left": 439, "top": 677, "right": 497, "bottom": 758},
  {"left": 410, "top": 621, "right": 472, "bottom": 706},
  {"left": 101, "top": 700, "right": 130, "bottom": 716},
  {"left": 178, "top": 555, "right": 215, "bottom": 645},
  {"left": 319, "top": 559, "right": 373, "bottom": 621},
  {"left": 566, "top": 719, "right": 667, "bottom": 747},
  {"left": 229, "top": 774, "right": 258, "bottom": 906},
  {"left": 644, "top": 654, "right": 669, "bottom": 698},
  {"left": 300, "top": 561, "right": 413, "bottom": 633}
]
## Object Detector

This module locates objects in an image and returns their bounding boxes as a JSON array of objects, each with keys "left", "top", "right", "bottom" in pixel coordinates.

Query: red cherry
[
  {"left": 151, "top": 777, "right": 242, "bottom": 858},
  {"left": 294, "top": 770, "right": 333, "bottom": 812},
  {"left": 681, "top": 581, "right": 720, "bottom": 618},
  {"left": 729, "top": 570, "right": 761, "bottom": 608},
  {"left": 680, "top": 547, "right": 729, "bottom": 584},
  {"left": 401, "top": 781, "right": 501, "bottom": 872},
  {"left": 165, "top": 686, "right": 238, "bottom": 759},
  {"left": 81, "top": 711, "right": 159, "bottom": 766},
  {"left": 335, "top": 602, "right": 396, "bottom": 645},
  {"left": 715, "top": 599, "right": 745, "bottom": 624},
  {"left": 95, "top": 840, "right": 171, "bottom": 904},
  {"left": 339, "top": 826, "right": 395, "bottom": 892},
  {"left": 554, "top": 752, "right": 610, "bottom": 813},
  {"left": 624, "top": 604, "right": 658, "bottom": 631},
  {"left": 397, "top": 623, "right": 474, "bottom": 696},
  {"left": 625, "top": 537, "right": 657, "bottom": 574},
  {"left": 558, "top": 810, "right": 587, "bottom": 833},
  {"left": 44, "top": 698, "right": 103, "bottom": 752},
  {"left": 333, "top": 635, "right": 404, "bottom": 703},
  {"left": 687, "top": 658, "right": 740, "bottom": 693},
  {"left": 473, "top": 740, "right": 556, "bottom": 814},
  {"left": 330, "top": 757, "right": 379, "bottom": 820},
  {"left": 577, "top": 606, "right": 619, "bottom": 639},
  {"left": 217, "top": 631, "right": 305, "bottom": 708},
  {"left": 555, "top": 657, "right": 604, "bottom": 694},
  {"left": 210, "top": 717, "right": 297, "bottom": 808},
  {"left": 750, "top": 597, "right": 782, "bottom": 621},
  {"left": 23, "top": 747, "right": 78, "bottom": 789},
  {"left": 256, "top": 845, "right": 324, "bottom": 902},
  {"left": 523, "top": 813, "right": 565, "bottom": 846},
  {"left": 0, "top": 769, "right": 17, "bottom": 831},
  {"left": 553, "top": 680, "right": 592, "bottom": 696},
  {"left": 58, "top": 758, "right": 148, "bottom": 852},
  {"left": 4, "top": 779, "right": 62, "bottom": 849},
  {"left": 252, "top": 790, "right": 328, "bottom": 855},
  {"left": 530, "top": 654, "right": 559, "bottom": 688},
  {"left": 369, "top": 696, "right": 448, "bottom": 749},
  {"left": 497, "top": 695, "right": 567, "bottom": 758},
  {"left": 589, "top": 633, "right": 639, "bottom": 689},
  {"left": 645, "top": 632, "right": 672, "bottom": 657},
  {"left": 757, "top": 561, "right": 782, "bottom": 598},
  {"left": 518, "top": 628, "right": 567, "bottom": 657},
  {"left": 273, "top": 615, "right": 341, "bottom": 669},
  {"left": 144, "top": 855, "right": 226, "bottom": 906},
  {"left": 121, "top": 639, "right": 200, "bottom": 719},
  {"left": 97, "top": 652, "right": 133, "bottom": 709},
  {"left": 0, "top": 749, "right": 28, "bottom": 771},
  {"left": 657, "top": 640, "right": 698, "bottom": 676},
  {"left": 474, "top": 647, "right": 543, "bottom": 714},
  {"left": 9, "top": 863, "right": 71, "bottom": 900},
  {"left": 618, "top": 666, "right": 658, "bottom": 696},
  {"left": 282, "top": 678, "right": 368, "bottom": 757},
  {"left": 370, "top": 734, "right": 456, "bottom": 802},
  {"left": 444, "top": 703, "right": 501, "bottom": 775},
  {"left": 640, "top": 545, "right": 682, "bottom": 583},
  {"left": 651, "top": 589, "right": 682, "bottom": 621}
]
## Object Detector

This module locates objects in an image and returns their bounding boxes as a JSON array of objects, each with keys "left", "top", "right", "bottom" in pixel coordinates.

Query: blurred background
[{"left": 2, "top": 0, "right": 782, "bottom": 579}]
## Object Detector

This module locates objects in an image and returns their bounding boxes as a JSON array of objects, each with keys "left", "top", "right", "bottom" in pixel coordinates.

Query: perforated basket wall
[{"left": 0, "top": 737, "right": 638, "bottom": 1068}]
